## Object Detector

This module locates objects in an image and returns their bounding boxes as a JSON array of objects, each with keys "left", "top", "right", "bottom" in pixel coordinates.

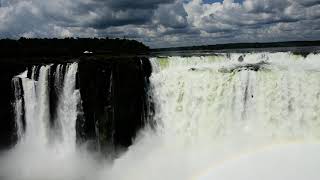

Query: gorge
[{"left": 1, "top": 50, "right": 320, "bottom": 180}]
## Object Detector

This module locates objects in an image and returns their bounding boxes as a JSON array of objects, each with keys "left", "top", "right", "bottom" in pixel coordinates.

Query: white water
[
  {"left": 138, "top": 52, "right": 320, "bottom": 180},
  {"left": 0, "top": 63, "right": 87, "bottom": 180},
  {"left": 2, "top": 52, "right": 320, "bottom": 180},
  {"left": 20, "top": 65, "right": 51, "bottom": 146},
  {"left": 9, "top": 63, "right": 80, "bottom": 148},
  {"left": 12, "top": 72, "right": 26, "bottom": 139},
  {"left": 151, "top": 53, "right": 320, "bottom": 144},
  {"left": 55, "top": 63, "right": 80, "bottom": 151}
]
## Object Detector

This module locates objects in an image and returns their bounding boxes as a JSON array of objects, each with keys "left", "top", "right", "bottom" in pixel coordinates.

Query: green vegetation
[
  {"left": 0, "top": 37, "right": 149, "bottom": 57},
  {"left": 154, "top": 41, "right": 320, "bottom": 52}
]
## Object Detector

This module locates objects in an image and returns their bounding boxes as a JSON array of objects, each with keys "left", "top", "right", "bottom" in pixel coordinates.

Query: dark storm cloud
[
  {"left": 73, "top": 0, "right": 176, "bottom": 28},
  {"left": 298, "top": 0, "right": 320, "bottom": 7},
  {"left": 103, "top": 0, "right": 174, "bottom": 9},
  {"left": 0, "top": 0, "right": 320, "bottom": 47},
  {"left": 245, "top": 0, "right": 289, "bottom": 13},
  {"left": 89, "top": 9, "right": 153, "bottom": 28}
]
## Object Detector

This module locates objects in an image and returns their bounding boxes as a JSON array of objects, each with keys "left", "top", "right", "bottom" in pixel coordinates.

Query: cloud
[
  {"left": 0, "top": 0, "right": 320, "bottom": 47},
  {"left": 153, "top": 1, "right": 188, "bottom": 29},
  {"left": 103, "top": 0, "right": 174, "bottom": 9},
  {"left": 296, "top": 0, "right": 320, "bottom": 7},
  {"left": 181, "top": 0, "right": 320, "bottom": 47}
]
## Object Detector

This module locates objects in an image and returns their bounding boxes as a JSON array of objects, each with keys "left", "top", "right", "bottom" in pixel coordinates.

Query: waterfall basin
[{"left": 198, "top": 143, "right": 320, "bottom": 180}]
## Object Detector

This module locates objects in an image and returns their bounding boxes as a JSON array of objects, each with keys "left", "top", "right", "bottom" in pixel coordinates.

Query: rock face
[
  {"left": 0, "top": 63, "right": 25, "bottom": 150},
  {"left": 218, "top": 61, "right": 270, "bottom": 73},
  {"left": 78, "top": 56, "right": 152, "bottom": 151},
  {"left": 0, "top": 56, "right": 153, "bottom": 152}
]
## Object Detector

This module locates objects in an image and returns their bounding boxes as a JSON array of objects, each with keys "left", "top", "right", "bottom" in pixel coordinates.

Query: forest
[
  {"left": 0, "top": 37, "right": 150, "bottom": 57},
  {"left": 155, "top": 41, "right": 320, "bottom": 51}
]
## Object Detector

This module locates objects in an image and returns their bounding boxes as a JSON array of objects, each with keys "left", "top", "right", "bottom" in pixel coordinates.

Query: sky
[{"left": 0, "top": 0, "right": 320, "bottom": 48}]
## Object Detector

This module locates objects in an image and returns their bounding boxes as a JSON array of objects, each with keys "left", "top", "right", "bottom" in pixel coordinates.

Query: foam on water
[{"left": 2, "top": 52, "right": 320, "bottom": 180}]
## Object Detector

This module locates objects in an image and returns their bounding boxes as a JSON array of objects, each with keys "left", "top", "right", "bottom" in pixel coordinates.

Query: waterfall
[
  {"left": 13, "top": 65, "right": 52, "bottom": 146},
  {"left": 12, "top": 63, "right": 80, "bottom": 148},
  {"left": 5, "top": 52, "right": 320, "bottom": 180},
  {"left": 149, "top": 52, "right": 320, "bottom": 146},
  {"left": 12, "top": 73, "right": 26, "bottom": 139},
  {"left": 55, "top": 63, "right": 80, "bottom": 150}
]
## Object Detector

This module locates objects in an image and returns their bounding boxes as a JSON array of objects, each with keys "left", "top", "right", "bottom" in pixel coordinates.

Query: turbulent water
[
  {"left": 12, "top": 63, "right": 80, "bottom": 149},
  {"left": 151, "top": 53, "right": 320, "bottom": 143},
  {"left": 2, "top": 52, "right": 320, "bottom": 180}
]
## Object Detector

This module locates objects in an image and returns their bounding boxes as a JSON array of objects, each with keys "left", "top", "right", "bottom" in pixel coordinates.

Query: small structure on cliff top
[{"left": 83, "top": 51, "right": 93, "bottom": 54}]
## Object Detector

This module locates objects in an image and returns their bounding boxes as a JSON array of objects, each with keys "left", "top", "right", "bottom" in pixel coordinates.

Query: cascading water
[
  {"left": 143, "top": 52, "right": 320, "bottom": 179},
  {"left": 12, "top": 63, "right": 80, "bottom": 149},
  {"left": 55, "top": 63, "right": 80, "bottom": 151},
  {"left": 12, "top": 65, "right": 52, "bottom": 146},
  {"left": 2, "top": 52, "right": 320, "bottom": 180},
  {"left": 150, "top": 53, "right": 320, "bottom": 144},
  {"left": 100, "top": 52, "right": 320, "bottom": 180},
  {"left": 12, "top": 74, "right": 26, "bottom": 140},
  {"left": 0, "top": 62, "right": 102, "bottom": 180}
]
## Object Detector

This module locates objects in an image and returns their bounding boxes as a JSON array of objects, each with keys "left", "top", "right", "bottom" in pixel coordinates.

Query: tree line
[
  {"left": 0, "top": 37, "right": 150, "bottom": 57},
  {"left": 154, "top": 41, "right": 320, "bottom": 51}
]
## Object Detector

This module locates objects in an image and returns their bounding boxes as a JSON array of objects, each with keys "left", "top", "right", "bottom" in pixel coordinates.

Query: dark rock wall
[
  {"left": 0, "top": 63, "right": 25, "bottom": 150},
  {"left": 78, "top": 57, "right": 152, "bottom": 151}
]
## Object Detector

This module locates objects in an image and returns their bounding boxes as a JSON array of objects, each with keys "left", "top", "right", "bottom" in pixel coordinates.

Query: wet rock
[
  {"left": 77, "top": 56, "right": 152, "bottom": 151},
  {"left": 238, "top": 56, "right": 244, "bottom": 62},
  {"left": 0, "top": 63, "right": 25, "bottom": 150},
  {"left": 219, "top": 61, "right": 269, "bottom": 73}
]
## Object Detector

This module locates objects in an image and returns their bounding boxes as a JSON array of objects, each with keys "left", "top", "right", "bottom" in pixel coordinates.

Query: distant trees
[
  {"left": 154, "top": 41, "right": 320, "bottom": 52},
  {"left": 0, "top": 37, "right": 149, "bottom": 57}
]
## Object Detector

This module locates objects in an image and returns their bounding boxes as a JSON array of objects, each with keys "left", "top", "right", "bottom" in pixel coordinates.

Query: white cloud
[{"left": 0, "top": 0, "right": 320, "bottom": 47}]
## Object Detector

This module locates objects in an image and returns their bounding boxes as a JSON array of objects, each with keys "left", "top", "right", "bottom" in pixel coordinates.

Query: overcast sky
[{"left": 1, "top": 0, "right": 320, "bottom": 48}]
